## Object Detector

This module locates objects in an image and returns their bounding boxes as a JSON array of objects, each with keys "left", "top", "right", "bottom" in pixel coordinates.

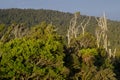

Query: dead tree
[
  {"left": 0, "top": 24, "right": 14, "bottom": 42},
  {"left": 95, "top": 13, "right": 108, "bottom": 49},
  {"left": 67, "top": 12, "right": 80, "bottom": 46},
  {"left": 80, "top": 16, "right": 91, "bottom": 36},
  {"left": 12, "top": 24, "right": 28, "bottom": 38},
  {"left": 108, "top": 48, "right": 116, "bottom": 58},
  {"left": 0, "top": 23, "right": 28, "bottom": 42},
  {"left": 67, "top": 12, "right": 91, "bottom": 46},
  {"left": 95, "top": 13, "right": 116, "bottom": 58},
  {"left": 95, "top": 28, "right": 102, "bottom": 48}
]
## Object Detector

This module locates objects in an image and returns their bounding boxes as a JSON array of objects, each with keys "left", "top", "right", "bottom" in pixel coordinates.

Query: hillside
[
  {"left": 0, "top": 9, "right": 120, "bottom": 79},
  {"left": 0, "top": 9, "right": 120, "bottom": 51},
  {"left": 0, "top": 8, "right": 72, "bottom": 28}
]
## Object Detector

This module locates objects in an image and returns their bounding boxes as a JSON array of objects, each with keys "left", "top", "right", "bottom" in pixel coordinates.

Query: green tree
[{"left": 0, "top": 23, "right": 68, "bottom": 79}]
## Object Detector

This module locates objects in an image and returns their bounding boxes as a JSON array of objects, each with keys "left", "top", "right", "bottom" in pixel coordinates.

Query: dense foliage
[
  {"left": 0, "top": 23, "right": 68, "bottom": 79},
  {"left": 0, "top": 9, "right": 120, "bottom": 50},
  {"left": 0, "top": 9, "right": 120, "bottom": 79}
]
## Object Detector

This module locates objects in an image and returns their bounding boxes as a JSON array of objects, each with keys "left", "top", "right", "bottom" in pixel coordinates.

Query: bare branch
[
  {"left": 80, "top": 16, "right": 91, "bottom": 36},
  {"left": 67, "top": 12, "right": 79, "bottom": 46},
  {"left": 67, "top": 12, "right": 91, "bottom": 46},
  {"left": 95, "top": 13, "right": 116, "bottom": 58}
]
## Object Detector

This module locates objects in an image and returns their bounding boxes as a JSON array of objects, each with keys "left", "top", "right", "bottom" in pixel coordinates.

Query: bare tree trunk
[
  {"left": 80, "top": 16, "right": 91, "bottom": 36},
  {"left": 95, "top": 13, "right": 108, "bottom": 49},
  {"left": 95, "top": 13, "right": 116, "bottom": 58},
  {"left": 95, "top": 29, "right": 102, "bottom": 48},
  {"left": 67, "top": 12, "right": 79, "bottom": 46},
  {"left": 67, "top": 12, "right": 91, "bottom": 46}
]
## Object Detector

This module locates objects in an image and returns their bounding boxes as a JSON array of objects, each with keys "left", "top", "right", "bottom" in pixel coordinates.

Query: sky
[{"left": 0, "top": 0, "right": 120, "bottom": 20}]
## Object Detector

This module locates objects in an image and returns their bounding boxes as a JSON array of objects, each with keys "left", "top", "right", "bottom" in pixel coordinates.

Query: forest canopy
[{"left": 0, "top": 9, "right": 120, "bottom": 80}]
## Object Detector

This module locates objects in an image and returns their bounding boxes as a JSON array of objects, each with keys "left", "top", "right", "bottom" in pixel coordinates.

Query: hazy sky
[{"left": 0, "top": 0, "right": 120, "bottom": 20}]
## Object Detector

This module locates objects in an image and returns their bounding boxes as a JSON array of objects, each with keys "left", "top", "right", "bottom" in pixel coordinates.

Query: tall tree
[{"left": 95, "top": 13, "right": 116, "bottom": 58}]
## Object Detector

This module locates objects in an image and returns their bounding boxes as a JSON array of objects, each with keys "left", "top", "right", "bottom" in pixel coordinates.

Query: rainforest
[{"left": 0, "top": 9, "right": 120, "bottom": 80}]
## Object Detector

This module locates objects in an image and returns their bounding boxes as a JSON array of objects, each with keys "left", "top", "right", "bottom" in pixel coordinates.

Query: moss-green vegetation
[{"left": 0, "top": 9, "right": 120, "bottom": 79}]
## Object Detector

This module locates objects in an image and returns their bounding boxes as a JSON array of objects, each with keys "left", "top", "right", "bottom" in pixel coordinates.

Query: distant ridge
[{"left": 0, "top": 8, "right": 120, "bottom": 50}]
